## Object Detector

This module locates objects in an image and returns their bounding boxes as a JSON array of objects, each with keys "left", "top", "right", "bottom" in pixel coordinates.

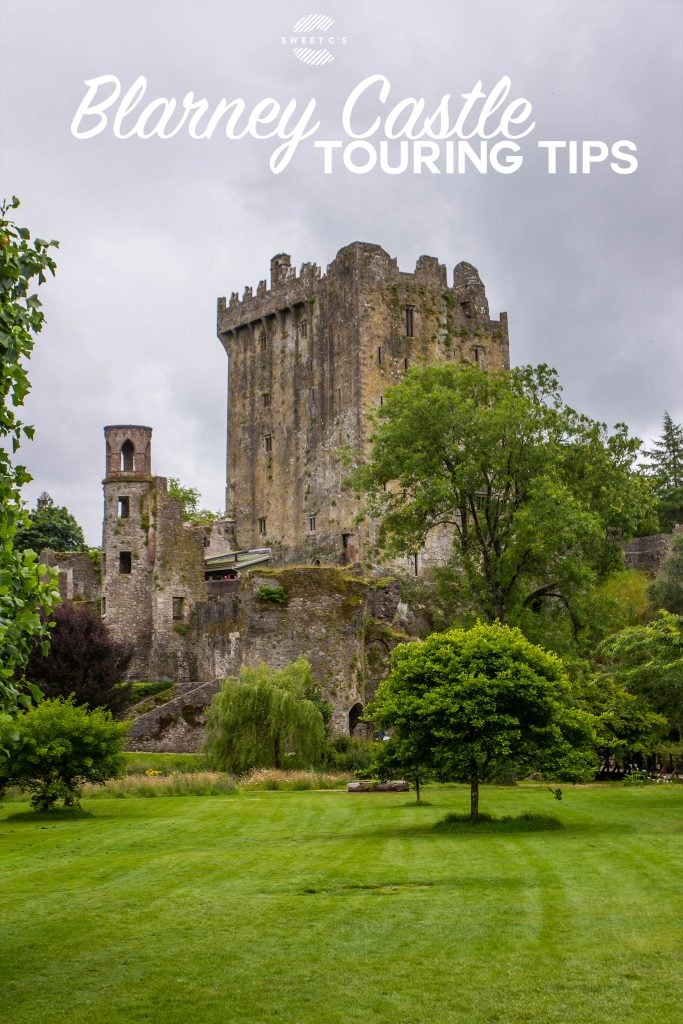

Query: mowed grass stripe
[{"left": 2, "top": 785, "right": 682, "bottom": 1023}]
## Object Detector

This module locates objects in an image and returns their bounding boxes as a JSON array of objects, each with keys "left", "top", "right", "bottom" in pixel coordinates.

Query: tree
[
  {"left": 365, "top": 622, "right": 597, "bottom": 823},
  {"left": 371, "top": 734, "right": 434, "bottom": 804},
  {"left": 599, "top": 611, "right": 683, "bottom": 737},
  {"left": 514, "top": 568, "right": 653, "bottom": 658},
  {"left": 574, "top": 673, "right": 667, "bottom": 773},
  {"left": 643, "top": 412, "right": 683, "bottom": 531},
  {"left": 649, "top": 534, "right": 683, "bottom": 615},
  {"left": 349, "top": 364, "right": 656, "bottom": 628},
  {"left": 0, "top": 697, "right": 127, "bottom": 810},
  {"left": 168, "top": 478, "right": 219, "bottom": 525},
  {"left": 0, "top": 197, "right": 60, "bottom": 715},
  {"left": 204, "top": 658, "right": 326, "bottom": 774},
  {"left": 15, "top": 491, "right": 86, "bottom": 553},
  {"left": 24, "top": 603, "right": 132, "bottom": 716}
]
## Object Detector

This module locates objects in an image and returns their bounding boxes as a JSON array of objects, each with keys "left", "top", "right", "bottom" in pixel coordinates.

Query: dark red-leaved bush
[{"left": 25, "top": 604, "right": 132, "bottom": 716}]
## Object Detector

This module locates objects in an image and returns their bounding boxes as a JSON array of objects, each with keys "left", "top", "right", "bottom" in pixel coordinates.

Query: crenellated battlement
[
  {"left": 217, "top": 242, "right": 501, "bottom": 337},
  {"left": 218, "top": 253, "right": 321, "bottom": 334}
]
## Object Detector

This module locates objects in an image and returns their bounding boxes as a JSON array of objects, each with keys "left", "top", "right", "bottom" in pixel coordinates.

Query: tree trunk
[
  {"left": 470, "top": 773, "right": 479, "bottom": 824},
  {"left": 415, "top": 776, "right": 421, "bottom": 804}
]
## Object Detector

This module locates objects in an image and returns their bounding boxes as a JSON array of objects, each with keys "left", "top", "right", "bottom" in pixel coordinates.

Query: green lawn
[{"left": 1, "top": 784, "right": 682, "bottom": 1024}]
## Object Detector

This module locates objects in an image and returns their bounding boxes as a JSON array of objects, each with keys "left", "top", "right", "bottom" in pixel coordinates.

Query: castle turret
[
  {"left": 102, "top": 425, "right": 157, "bottom": 679},
  {"left": 101, "top": 425, "right": 212, "bottom": 683}
]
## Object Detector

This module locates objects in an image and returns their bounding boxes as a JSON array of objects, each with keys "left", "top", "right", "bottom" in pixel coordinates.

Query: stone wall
[
  {"left": 623, "top": 532, "right": 675, "bottom": 573},
  {"left": 193, "top": 566, "right": 408, "bottom": 735},
  {"left": 126, "top": 680, "right": 220, "bottom": 753},
  {"left": 125, "top": 566, "right": 411, "bottom": 750},
  {"left": 40, "top": 550, "right": 100, "bottom": 605}
]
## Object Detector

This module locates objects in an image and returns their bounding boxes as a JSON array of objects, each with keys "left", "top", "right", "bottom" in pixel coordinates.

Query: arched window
[{"left": 121, "top": 440, "right": 134, "bottom": 472}]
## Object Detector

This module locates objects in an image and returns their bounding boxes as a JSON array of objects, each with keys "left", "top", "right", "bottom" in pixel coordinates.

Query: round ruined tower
[{"left": 102, "top": 425, "right": 156, "bottom": 679}]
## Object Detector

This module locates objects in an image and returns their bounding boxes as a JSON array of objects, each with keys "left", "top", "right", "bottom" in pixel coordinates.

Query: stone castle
[
  {"left": 218, "top": 241, "right": 509, "bottom": 565},
  {"left": 51, "top": 242, "right": 512, "bottom": 746}
]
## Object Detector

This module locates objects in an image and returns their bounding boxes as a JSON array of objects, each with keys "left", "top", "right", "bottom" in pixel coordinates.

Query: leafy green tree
[
  {"left": 365, "top": 622, "right": 597, "bottom": 823},
  {"left": 15, "top": 491, "right": 86, "bottom": 553},
  {"left": 574, "top": 673, "right": 667, "bottom": 771},
  {"left": 0, "top": 697, "right": 127, "bottom": 810},
  {"left": 371, "top": 734, "right": 434, "bottom": 804},
  {"left": 599, "top": 611, "right": 683, "bottom": 736},
  {"left": 24, "top": 603, "right": 132, "bottom": 716},
  {"left": 168, "top": 478, "right": 219, "bottom": 524},
  {"left": 514, "top": 568, "right": 653, "bottom": 658},
  {"left": 349, "top": 364, "right": 656, "bottom": 628},
  {"left": 204, "top": 658, "right": 326, "bottom": 774},
  {"left": 649, "top": 534, "right": 683, "bottom": 615},
  {"left": 0, "top": 197, "right": 60, "bottom": 716},
  {"left": 643, "top": 412, "right": 683, "bottom": 531}
]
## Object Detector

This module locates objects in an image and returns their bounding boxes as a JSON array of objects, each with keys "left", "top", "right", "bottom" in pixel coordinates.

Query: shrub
[
  {"left": 256, "top": 584, "right": 286, "bottom": 605},
  {"left": 24, "top": 603, "right": 132, "bottom": 715},
  {"left": 323, "top": 735, "right": 376, "bottom": 772},
  {"left": 130, "top": 681, "right": 173, "bottom": 704},
  {"left": 0, "top": 697, "right": 127, "bottom": 810}
]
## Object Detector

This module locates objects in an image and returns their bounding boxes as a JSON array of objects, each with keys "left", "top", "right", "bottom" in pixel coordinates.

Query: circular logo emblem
[{"left": 287, "top": 14, "right": 340, "bottom": 66}]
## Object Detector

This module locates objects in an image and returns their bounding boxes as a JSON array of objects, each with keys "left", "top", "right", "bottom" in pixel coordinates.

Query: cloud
[{"left": 1, "top": 0, "right": 681, "bottom": 544}]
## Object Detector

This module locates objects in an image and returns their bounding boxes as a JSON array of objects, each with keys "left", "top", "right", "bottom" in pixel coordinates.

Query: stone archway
[{"left": 348, "top": 701, "right": 364, "bottom": 736}]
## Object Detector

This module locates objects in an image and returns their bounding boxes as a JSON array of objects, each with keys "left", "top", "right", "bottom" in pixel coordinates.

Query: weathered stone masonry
[
  {"left": 84, "top": 243, "right": 514, "bottom": 747},
  {"left": 217, "top": 242, "right": 510, "bottom": 567}
]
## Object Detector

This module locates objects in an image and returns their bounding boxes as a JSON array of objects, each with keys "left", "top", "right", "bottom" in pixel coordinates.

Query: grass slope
[{"left": 1, "top": 785, "right": 682, "bottom": 1024}]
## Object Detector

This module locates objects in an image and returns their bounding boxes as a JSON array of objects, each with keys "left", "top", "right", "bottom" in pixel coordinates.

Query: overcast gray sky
[{"left": 1, "top": 0, "right": 681, "bottom": 544}]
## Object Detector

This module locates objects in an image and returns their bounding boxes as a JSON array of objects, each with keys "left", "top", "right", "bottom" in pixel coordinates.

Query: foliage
[
  {"left": 82, "top": 771, "right": 237, "bottom": 799},
  {"left": 649, "top": 533, "right": 683, "bottom": 614},
  {"left": 24, "top": 603, "right": 132, "bottom": 715},
  {"left": 599, "top": 610, "right": 683, "bottom": 736},
  {"left": 238, "top": 768, "right": 351, "bottom": 790},
  {"left": 128, "top": 684, "right": 176, "bottom": 715},
  {"left": 371, "top": 733, "right": 434, "bottom": 803},
  {"left": 513, "top": 568, "right": 654, "bottom": 658},
  {"left": 642, "top": 411, "right": 683, "bottom": 531},
  {"left": 15, "top": 491, "right": 86, "bottom": 553},
  {"left": 204, "top": 658, "right": 326, "bottom": 774},
  {"left": 129, "top": 680, "right": 176, "bottom": 705},
  {"left": 256, "top": 584, "right": 286, "bottom": 604},
  {"left": 168, "top": 477, "right": 219, "bottom": 524},
  {"left": 365, "top": 622, "right": 597, "bottom": 822},
  {"left": 349, "top": 363, "right": 656, "bottom": 627},
  {"left": 0, "top": 697, "right": 127, "bottom": 809},
  {"left": 0, "top": 197, "right": 61, "bottom": 715},
  {"left": 574, "top": 672, "right": 668, "bottom": 769},
  {"left": 323, "top": 735, "right": 375, "bottom": 772}
]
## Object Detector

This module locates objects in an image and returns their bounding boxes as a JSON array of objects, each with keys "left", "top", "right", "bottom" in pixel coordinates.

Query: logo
[{"left": 282, "top": 14, "right": 348, "bottom": 66}]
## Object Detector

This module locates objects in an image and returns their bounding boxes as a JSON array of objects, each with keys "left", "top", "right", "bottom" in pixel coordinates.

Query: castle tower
[
  {"left": 102, "top": 425, "right": 211, "bottom": 683},
  {"left": 217, "top": 242, "right": 510, "bottom": 568},
  {"left": 102, "top": 425, "right": 156, "bottom": 679}
]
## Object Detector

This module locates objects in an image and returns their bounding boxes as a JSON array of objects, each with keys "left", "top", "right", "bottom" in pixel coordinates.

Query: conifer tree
[{"left": 643, "top": 412, "right": 683, "bottom": 531}]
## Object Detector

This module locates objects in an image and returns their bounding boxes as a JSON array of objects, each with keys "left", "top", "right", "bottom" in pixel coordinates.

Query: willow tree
[{"left": 204, "top": 658, "right": 326, "bottom": 774}]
